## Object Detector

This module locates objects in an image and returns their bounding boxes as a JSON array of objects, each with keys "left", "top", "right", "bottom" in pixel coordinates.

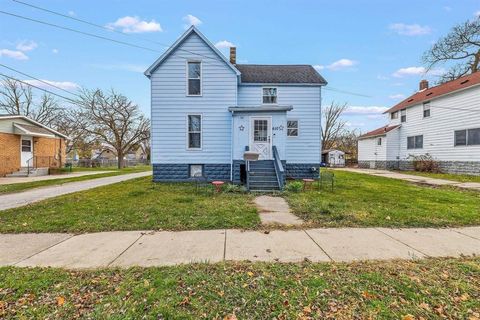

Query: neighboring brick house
[{"left": 0, "top": 115, "right": 68, "bottom": 176}]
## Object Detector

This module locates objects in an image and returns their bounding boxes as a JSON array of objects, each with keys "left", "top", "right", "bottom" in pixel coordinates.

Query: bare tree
[
  {"left": 336, "top": 129, "right": 360, "bottom": 160},
  {"left": 0, "top": 76, "right": 63, "bottom": 127},
  {"left": 423, "top": 17, "right": 480, "bottom": 83},
  {"left": 77, "top": 88, "right": 150, "bottom": 168},
  {"left": 321, "top": 102, "right": 348, "bottom": 151},
  {"left": 54, "top": 108, "right": 96, "bottom": 157}
]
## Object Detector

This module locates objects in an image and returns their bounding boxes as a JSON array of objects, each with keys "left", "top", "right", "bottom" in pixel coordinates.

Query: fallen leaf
[
  {"left": 56, "top": 296, "right": 65, "bottom": 306},
  {"left": 402, "top": 315, "right": 415, "bottom": 320},
  {"left": 247, "top": 271, "right": 254, "bottom": 277}
]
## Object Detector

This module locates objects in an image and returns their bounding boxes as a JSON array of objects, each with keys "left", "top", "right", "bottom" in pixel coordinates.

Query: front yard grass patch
[
  {"left": 0, "top": 165, "right": 151, "bottom": 195},
  {"left": 286, "top": 170, "right": 480, "bottom": 228},
  {"left": 0, "top": 177, "right": 259, "bottom": 233},
  {"left": 1, "top": 257, "right": 478, "bottom": 319},
  {"left": 393, "top": 170, "right": 480, "bottom": 183}
]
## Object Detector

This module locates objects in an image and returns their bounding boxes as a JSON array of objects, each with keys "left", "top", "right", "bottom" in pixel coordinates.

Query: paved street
[
  {"left": 0, "top": 171, "right": 152, "bottom": 211},
  {"left": 1, "top": 227, "right": 479, "bottom": 268}
]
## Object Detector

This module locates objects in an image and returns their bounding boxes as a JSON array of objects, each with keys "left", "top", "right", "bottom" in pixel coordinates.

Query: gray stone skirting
[
  {"left": 153, "top": 163, "right": 231, "bottom": 182},
  {"left": 358, "top": 160, "right": 480, "bottom": 176},
  {"left": 153, "top": 162, "right": 322, "bottom": 182},
  {"left": 285, "top": 163, "right": 320, "bottom": 179}
]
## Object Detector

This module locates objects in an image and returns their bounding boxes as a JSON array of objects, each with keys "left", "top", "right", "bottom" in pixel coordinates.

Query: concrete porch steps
[{"left": 6, "top": 167, "right": 49, "bottom": 178}]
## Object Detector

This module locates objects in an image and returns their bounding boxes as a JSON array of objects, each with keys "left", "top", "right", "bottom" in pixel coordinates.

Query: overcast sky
[{"left": 1, "top": 0, "right": 479, "bottom": 132}]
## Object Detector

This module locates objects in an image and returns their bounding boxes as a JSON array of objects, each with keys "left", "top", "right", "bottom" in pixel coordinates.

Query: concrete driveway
[{"left": 0, "top": 171, "right": 152, "bottom": 211}]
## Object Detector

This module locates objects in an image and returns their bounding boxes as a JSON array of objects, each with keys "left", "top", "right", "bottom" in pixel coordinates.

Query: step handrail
[
  {"left": 272, "top": 146, "right": 285, "bottom": 190},
  {"left": 26, "top": 156, "right": 34, "bottom": 175}
]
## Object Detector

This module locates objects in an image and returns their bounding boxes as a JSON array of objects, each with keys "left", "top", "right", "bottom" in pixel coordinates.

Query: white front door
[
  {"left": 250, "top": 117, "right": 272, "bottom": 160},
  {"left": 20, "top": 136, "right": 33, "bottom": 167}
]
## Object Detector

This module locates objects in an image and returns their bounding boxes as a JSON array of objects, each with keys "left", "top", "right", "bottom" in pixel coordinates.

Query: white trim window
[
  {"left": 262, "top": 87, "right": 277, "bottom": 104},
  {"left": 407, "top": 135, "right": 423, "bottom": 149},
  {"left": 423, "top": 102, "right": 431, "bottom": 118},
  {"left": 187, "top": 61, "right": 201, "bottom": 96},
  {"left": 390, "top": 111, "right": 398, "bottom": 120},
  {"left": 377, "top": 137, "right": 382, "bottom": 146},
  {"left": 287, "top": 120, "right": 298, "bottom": 137},
  {"left": 455, "top": 128, "right": 480, "bottom": 146},
  {"left": 400, "top": 109, "right": 407, "bottom": 123},
  {"left": 189, "top": 164, "right": 203, "bottom": 177},
  {"left": 187, "top": 114, "right": 202, "bottom": 149}
]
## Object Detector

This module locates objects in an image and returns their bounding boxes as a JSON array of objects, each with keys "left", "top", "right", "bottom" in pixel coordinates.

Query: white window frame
[
  {"left": 287, "top": 119, "right": 299, "bottom": 137},
  {"left": 400, "top": 109, "right": 407, "bottom": 123},
  {"left": 391, "top": 111, "right": 398, "bottom": 120},
  {"left": 186, "top": 61, "right": 202, "bottom": 97},
  {"left": 377, "top": 137, "right": 382, "bottom": 146},
  {"left": 186, "top": 114, "right": 203, "bottom": 150},
  {"left": 423, "top": 102, "right": 431, "bottom": 118},
  {"left": 189, "top": 164, "right": 204, "bottom": 178},
  {"left": 455, "top": 127, "right": 480, "bottom": 147},
  {"left": 407, "top": 135, "right": 423, "bottom": 149},
  {"left": 262, "top": 87, "right": 277, "bottom": 104}
]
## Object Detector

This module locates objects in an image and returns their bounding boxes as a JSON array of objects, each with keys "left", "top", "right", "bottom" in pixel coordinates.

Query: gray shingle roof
[{"left": 236, "top": 64, "right": 327, "bottom": 84}]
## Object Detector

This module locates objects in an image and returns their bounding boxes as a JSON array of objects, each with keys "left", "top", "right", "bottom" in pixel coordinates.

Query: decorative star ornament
[{"left": 239, "top": 125, "right": 245, "bottom": 131}]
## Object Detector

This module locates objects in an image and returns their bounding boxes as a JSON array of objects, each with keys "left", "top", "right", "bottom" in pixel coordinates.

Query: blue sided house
[{"left": 145, "top": 27, "right": 327, "bottom": 191}]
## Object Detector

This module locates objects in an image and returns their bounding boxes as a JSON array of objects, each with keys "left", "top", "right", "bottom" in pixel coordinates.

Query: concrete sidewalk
[
  {"left": 0, "top": 171, "right": 109, "bottom": 185},
  {"left": 1, "top": 227, "right": 478, "bottom": 268},
  {"left": 337, "top": 168, "right": 480, "bottom": 191},
  {"left": 0, "top": 171, "right": 152, "bottom": 211}
]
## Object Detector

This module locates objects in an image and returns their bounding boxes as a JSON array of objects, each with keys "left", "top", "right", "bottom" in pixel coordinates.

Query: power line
[
  {"left": 10, "top": 0, "right": 228, "bottom": 64},
  {"left": 0, "top": 73, "right": 77, "bottom": 103},
  {"left": 2, "top": 7, "right": 372, "bottom": 98},
  {"left": 0, "top": 64, "right": 81, "bottom": 98},
  {"left": 0, "top": 10, "right": 161, "bottom": 53}
]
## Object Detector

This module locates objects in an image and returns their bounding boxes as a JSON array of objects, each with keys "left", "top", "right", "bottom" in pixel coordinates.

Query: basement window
[{"left": 189, "top": 164, "right": 203, "bottom": 178}]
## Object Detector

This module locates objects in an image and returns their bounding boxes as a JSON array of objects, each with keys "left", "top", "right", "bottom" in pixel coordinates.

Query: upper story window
[
  {"left": 187, "top": 61, "right": 201, "bottom": 96},
  {"left": 287, "top": 120, "right": 298, "bottom": 137},
  {"left": 455, "top": 128, "right": 480, "bottom": 146},
  {"left": 400, "top": 109, "right": 406, "bottom": 123},
  {"left": 407, "top": 135, "right": 423, "bottom": 149},
  {"left": 391, "top": 111, "right": 398, "bottom": 120},
  {"left": 423, "top": 102, "right": 431, "bottom": 118},
  {"left": 187, "top": 114, "right": 202, "bottom": 149},
  {"left": 262, "top": 88, "right": 277, "bottom": 104},
  {"left": 377, "top": 137, "right": 382, "bottom": 146}
]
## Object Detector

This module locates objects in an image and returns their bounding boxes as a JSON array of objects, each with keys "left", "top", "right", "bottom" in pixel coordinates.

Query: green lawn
[
  {"left": 1, "top": 258, "right": 478, "bottom": 319},
  {"left": 286, "top": 170, "right": 480, "bottom": 228},
  {"left": 0, "top": 177, "right": 259, "bottom": 233},
  {"left": 394, "top": 170, "right": 480, "bottom": 183},
  {"left": 0, "top": 165, "right": 151, "bottom": 195}
]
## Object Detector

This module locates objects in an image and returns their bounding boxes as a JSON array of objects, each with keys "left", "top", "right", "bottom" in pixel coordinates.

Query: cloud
[
  {"left": 90, "top": 63, "right": 147, "bottom": 73},
  {"left": 314, "top": 59, "right": 358, "bottom": 71},
  {"left": 68, "top": 11, "right": 75, "bottom": 16},
  {"left": 475, "top": 11, "right": 480, "bottom": 17},
  {"left": 0, "top": 49, "right": 29, "bottom": 60},
  {"left": 345, "top": 121, "right": 366, "bottom": 127},
  {"left": 183, "top": 14, "right": 202, "bottom": 29},
  {"left": 389, "top": 94, "right": 406, "bottom": 100},
  {"left": 106, "top": 16, "right": 162, "bottom": 33},
  {"left": 215, "top": 40, "right": 235, "bottom": 49},
  {"left": 52, "top": 49, "right": 59, "bottom": 54},
  {"left": 377, "top": 74, "right": 389, "bottom": 80},
  {"left": 16, "top": 40, "right": 37, "bottom": 52},
  {"left": 24, "top": 79, "right": 79, "bottom": 90},
  {"left": 392, "top": 66, "right": 445, "bottom": 77},
  {"left": 344, "top": 106, "right": 388, "bottom": 115},
  {"left": 389, "top": 23, "right": 431, "bottom": 36}
]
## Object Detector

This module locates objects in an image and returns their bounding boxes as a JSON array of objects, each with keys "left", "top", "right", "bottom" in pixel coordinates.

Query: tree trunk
[{"left": 117, "top": 151, "right": 124, "bottom": 169}]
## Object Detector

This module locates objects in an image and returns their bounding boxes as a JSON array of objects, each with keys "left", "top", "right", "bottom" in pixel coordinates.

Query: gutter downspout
[{"left": 229, "top": 109, "right": 234, "bottom": 182}]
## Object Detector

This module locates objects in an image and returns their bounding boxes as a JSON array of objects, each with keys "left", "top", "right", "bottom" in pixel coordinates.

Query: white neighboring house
[
  {"left": 358, "top": 73, "right": 480, "bottom": 175},
  {"left": 322, "top": 149, "right": 345, "bottom": 167}
]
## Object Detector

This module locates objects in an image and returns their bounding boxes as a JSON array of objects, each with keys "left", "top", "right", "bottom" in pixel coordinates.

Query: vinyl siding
[
  {"left": 150, "top": 32, "right": 237, "bottom": 163},
  {"left": 0, "top": 118, "right": 34, "bottom": 134},
  {"left": 358, "top": 136, "right": 386, "bottom": 161},
  {"left": 388, "top": 85, "right": 480, "bottom": 161},
  {"left": 237, "top": 85, "right": 322, "bottom": 163}
]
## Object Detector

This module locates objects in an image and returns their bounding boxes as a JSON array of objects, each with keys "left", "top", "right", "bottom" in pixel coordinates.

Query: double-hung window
[
  {"left": 187, "top": 61, "right": 201, "bottom": 96},
  {"left": 262, "top": 88, "right": 277, "bottom": 104},
  {"left": 377, "top": 138, "right": 382, "bottom": 146},
  {"left": 455, "top": 128, "right": 480, "bottom": 146},
  {"left": 391, "top": 111, "right": 398, "bottom": 120},
  {"left": 287, "top": 120, "right": 298, "bottom": 137},
  {"left": 400, "top": 109, "right": 406, "bottom": 123},
  {"left": 423, "top": 102, "right": 431, "bottom": 118},
  {"left": 187, "top": 114, "right": 202, "bottom": 149},
  {"left": 407, "top": 135, "right": 423, "bottom": 149}
]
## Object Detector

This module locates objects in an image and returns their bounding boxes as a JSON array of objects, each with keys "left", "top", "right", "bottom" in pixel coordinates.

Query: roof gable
[
  {"left": 385, "top": 72, "right": 480, "bottom": 114},
  {"left": 358, "top": 124, "right": 400, "bottom": 140},
  {"left": 0, "top": 115, "right": 68, "bottom": 139},
  {"left": 144, "top": 26, "right": 240, "bottom": 77}
]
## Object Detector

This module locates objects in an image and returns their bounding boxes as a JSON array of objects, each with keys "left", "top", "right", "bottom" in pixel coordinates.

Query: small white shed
[{"left": 322, "top": 149, "right": 346, "bottom": 167}]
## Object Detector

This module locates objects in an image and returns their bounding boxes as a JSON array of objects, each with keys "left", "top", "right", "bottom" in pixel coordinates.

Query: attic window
[{"left": 187, "top": 61, "right": 201, "bottom": 96}]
